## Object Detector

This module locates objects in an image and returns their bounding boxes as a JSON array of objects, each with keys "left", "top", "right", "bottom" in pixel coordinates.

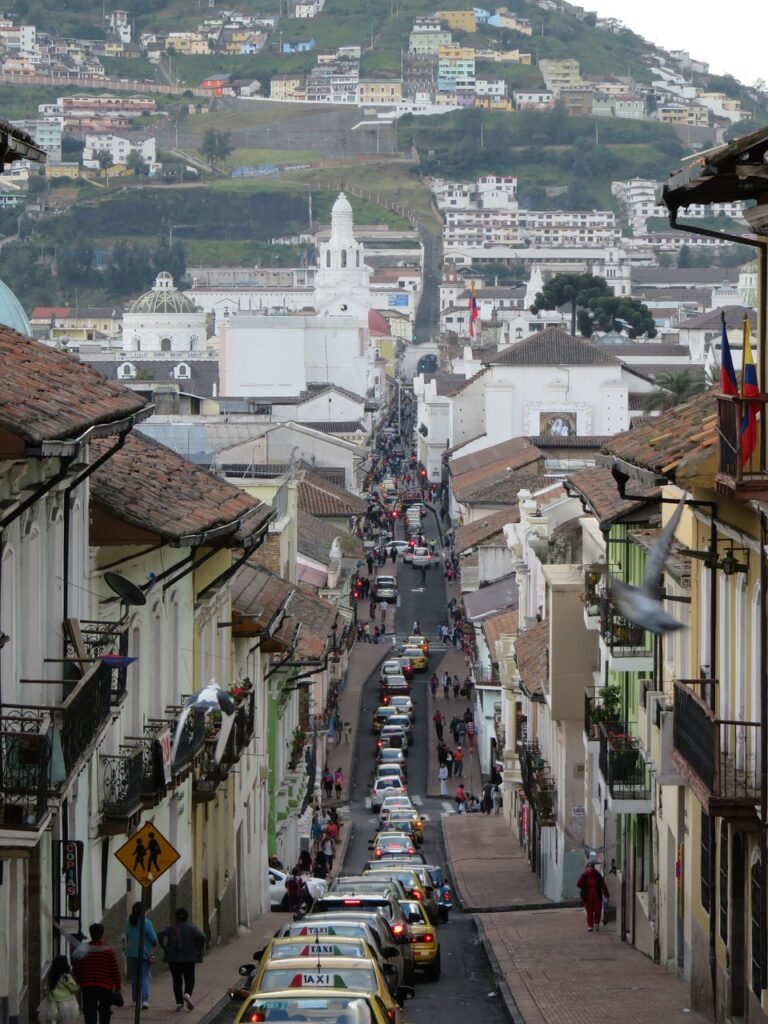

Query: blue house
[
  {"left": 473, "top": 7, "right": 491, "bottom": 22},
  {"left": 281, "top": 38, "right": 316, "bottom": 53}
]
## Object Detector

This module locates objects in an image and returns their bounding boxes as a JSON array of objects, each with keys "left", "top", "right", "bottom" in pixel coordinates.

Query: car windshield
[
  {"left": 246, "top": 995, "right": 377, "bottom": 1023},
  {"left": 258, "top": 966, "right": 377, "bottom": 993},
  {"left": 268, "top": 941, "right": 367, "bottom": 960}
]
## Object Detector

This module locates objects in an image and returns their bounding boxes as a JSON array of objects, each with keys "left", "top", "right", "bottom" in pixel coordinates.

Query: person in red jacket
[
  {"left": 72, "top": 923, "right": 122, "bottom": 1024},
  {"left": 576, "top": 861, "right": 609, "bottom": 932}
]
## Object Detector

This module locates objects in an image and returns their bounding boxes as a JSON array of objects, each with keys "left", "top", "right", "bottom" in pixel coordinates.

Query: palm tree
[{"left": 642, "top": 369, "right": 707, "bottom": 414}]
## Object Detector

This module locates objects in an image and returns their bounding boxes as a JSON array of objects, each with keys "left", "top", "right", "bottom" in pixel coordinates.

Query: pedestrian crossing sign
[{"left": 115, "top": 821, "right": 180, "bottom": 888}]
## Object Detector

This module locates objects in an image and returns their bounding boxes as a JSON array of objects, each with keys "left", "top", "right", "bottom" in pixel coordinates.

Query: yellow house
[
  {"left": 436, "top": 9, "right": 477, "bottom": 32},
  {"left": 271, "top": 74, "right": 305, "bottom": 100},
  {"left": 357, "top": 79, "right": 403, "bottom": 105}
]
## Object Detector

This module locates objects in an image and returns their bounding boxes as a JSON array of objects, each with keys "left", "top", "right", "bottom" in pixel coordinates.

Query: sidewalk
[
  {"left": 442, "top": 815, "right": 710, "bottom": 1024},
  {"left": 424, "top": 647, "right": 480, "bottom": 798}
]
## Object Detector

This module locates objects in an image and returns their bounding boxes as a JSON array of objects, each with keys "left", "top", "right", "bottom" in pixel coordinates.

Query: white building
[
  {"left": 82, "top": 133, "right": 156, "bottom": 171},
  {"left": 122, "top": 272, "right": 208, "bottom": 353},
  {"left": 14, "top": 117, "right": 62, "bottom": 162}
]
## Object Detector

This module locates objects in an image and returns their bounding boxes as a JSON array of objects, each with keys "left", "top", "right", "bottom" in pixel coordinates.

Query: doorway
[{"left": 730, "top": 831, "right": 746, "bottom": 1018}]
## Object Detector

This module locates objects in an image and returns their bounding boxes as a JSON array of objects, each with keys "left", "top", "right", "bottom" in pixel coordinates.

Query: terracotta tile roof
[
  {"left": 232, "top": 564, "right": 339, "bottom": 660},
  {"left": 481, "top": 608, "right": 518, "bottom": 660},
  {"left": 451, "top": 438, "right": 545, "bottom": 500},
  {"left": 529, "top": 435, "right": 613, "bottom": 449},
  {"left": 297, "top": 509, "right": 363, "bottom": 564},
  {"left": 676, "top": 305, "right": 756, "bottom": 331},
  {"left": 629, "top": 528, "right": 692, "bottom": 584},
  {"left": 488, "top": 327, "right": 621, "bottom": 367},
  {"left": 0, "top": 328, "right": 148, "bottom": 446},
  {"left": 600, "top": 388, "right": 718, "bottom": 481},
  {"left": 565, "top": 466, "right": 659, "bottom": 524},
  {"left": 515, "top": 620, "right": 549, "bottom": 698},
  {"left": 296, "top": 470, "right": 367, "bottom": 517},
  {"left": 463, "top": 473, "right": 560, "bottom": 507},
  {"left": 297, "top": 420, "right": 365, "bottom": 434},
  {"left": 455, "top": 508, "right": 518, "bottom": 553},
  {"left": 90, "top": 432, "right": 274, "bottom": 545}
]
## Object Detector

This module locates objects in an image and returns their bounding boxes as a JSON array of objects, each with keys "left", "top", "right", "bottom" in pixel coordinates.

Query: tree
[
  {"left": 126, "top": 150, "right": 149, "bottom": 177},
  {"left": 94, "top": 148, "right": 113, "bottom": 186},
  {"left": 642, "top": 369, "right": 706, "bottom": 414},
  {"left": 199, "top": 129, "right": 233, "bottom": 168},
  {"left": 531, "top": 272, "right": 656, "bottom": 338}
]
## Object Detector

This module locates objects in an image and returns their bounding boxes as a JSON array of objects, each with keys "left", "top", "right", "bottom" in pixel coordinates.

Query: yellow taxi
[
  {"left": 237, "top": 956, "right": 404, "bottom": 1024},
  {"left": 371, "top": 818, "right": 418, "bottom": 849},
  {"left": 406, "top": 635, "right": 429, "bottom": 654},
  {"left": 238, "top": 990, "right": 393, "bottom": 1024},
  {"left": 364, "top": 865, "right": 428, "bottom": 904},
  {"left": 372, "top": 705, "right": 399, "bottom": 733},
  {"left": 385, "top": 808, "right": 424, "bottom": 843},
  {"left": 401, "top": 646, "right": 427, "bottom": 671},
  {"left": 398, "top": 899, "right": 440, "bottom": 981}
]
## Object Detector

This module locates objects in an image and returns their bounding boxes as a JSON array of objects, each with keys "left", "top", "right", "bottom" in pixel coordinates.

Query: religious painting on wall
[{"left": 539, "top": 411, "right": 577, "bottom": 437}]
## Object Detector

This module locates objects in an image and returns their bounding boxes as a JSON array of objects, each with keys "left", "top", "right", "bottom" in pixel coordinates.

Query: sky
[{"left": 589, "top": 0, "right": 765, "bottom": 91}]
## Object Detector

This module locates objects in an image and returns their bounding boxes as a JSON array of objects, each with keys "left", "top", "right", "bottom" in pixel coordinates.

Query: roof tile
[
  {"left": 565, "top": 466, "right": 658, "bottom": 524},
  {"left": 488, "top": 326, "right": 622, "bottom": 367},
  {"left": 515, "top": 619, "right": 549, "bottom": 697},
  {"left": 455, "top": 508, "right": 518, "bottom": 553},
  {"left": 297, "top": 470, "right": 368, "bottom": 517}
]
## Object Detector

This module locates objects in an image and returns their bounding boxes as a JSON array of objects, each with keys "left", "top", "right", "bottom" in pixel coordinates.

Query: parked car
[{"left": 374, "top": 575, "right": 399, "bottom": 603}]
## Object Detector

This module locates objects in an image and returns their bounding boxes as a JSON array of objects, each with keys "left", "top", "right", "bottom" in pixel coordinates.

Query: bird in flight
[
  {"left": 171, "top": 679, "right": 237, "bottom": 765},
  {"left": 608, "top": 498, "right": 686, "bottom": 636}
]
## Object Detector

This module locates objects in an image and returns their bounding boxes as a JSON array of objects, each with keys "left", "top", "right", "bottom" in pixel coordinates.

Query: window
[
  {"left": 117, "top": 361, "right": 136, "bottom": 379},
  {"left": 160, "top": 337, "right": 172, "bottom": 352},
  {"left": 701, "top": 808, "right": 712, "bottom": 912},
  {"left": 174, "top": 362, "right": 190, "bottom": 379},
  {"left": 326, "top": 250, "right": 331, "bottom": 267},
  {"left": 341, "top": 249, "right": 347, "bottom": 268},
  {"left": 720, "top": 820, "right": 729, "bottom": 942}
]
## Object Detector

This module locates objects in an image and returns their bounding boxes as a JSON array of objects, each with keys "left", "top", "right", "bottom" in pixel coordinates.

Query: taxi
[
  {"left": 238, "top": 990, "right": 393, "bottom": 1024},
  {"left": 372, "top": 705, "right": 399, "bottom": 733},
  {"left": 371, "top": 833, "right": 418, "bottom": 861},
  {"left": 398, "top": 900, "right": 440, "bottom": 981},
  {"left": 405, "top": 635, "right": 429, "bottom": 655},
  {"left": 364, "top": 866, "right": 428, "bottom": 905},
  {"left": 237, "top": 956, "right": 403, "bottom": 1024},
  {"left": 385, "top": 808, "right": 424, "bottom": 843},
  {"left": 401, "top": 646, "right": 427, "bottom": 672},
  {"left": 370, "top": 819, "right": 419, "bottom": 849}
]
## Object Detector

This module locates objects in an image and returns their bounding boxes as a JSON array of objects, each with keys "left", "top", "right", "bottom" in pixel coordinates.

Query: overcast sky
[{"left": 589, "top": 0, "right": 764, "bottom": 91}]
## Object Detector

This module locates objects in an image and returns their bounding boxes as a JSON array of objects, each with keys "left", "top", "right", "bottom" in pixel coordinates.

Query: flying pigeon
[
  {"left": 608, "top": 498, "right": 686, "bottom": 636},
  {"left": 170, "top": 679, "right": 237, "bottom": 766}
]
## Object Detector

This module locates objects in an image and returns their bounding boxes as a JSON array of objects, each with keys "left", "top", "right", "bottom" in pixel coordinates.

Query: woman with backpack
[{"left": 158, "top": 908, "right": 206, "bottom": 1011}]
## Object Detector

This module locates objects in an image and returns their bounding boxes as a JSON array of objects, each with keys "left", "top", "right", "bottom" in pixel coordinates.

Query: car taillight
[
  {"left": 343, "top": 899, "right": 362, "bottom": 905},
  {"left": 377, "top": 740, "right": 382, "bottom": 748},
  {"left": 391, "top": 923, "right": 406, "bottom": 937},
  {"left": 423, "top": 933, "right": 434, "bottom": 943},
  {"left": 375, "top": 850, "right": 383, "bottom": 858},
  {"left": 407, "top": 848, "right": 415, "bottom": 855},
  {"left": 415, "top": 820, "right": 423, "bottom": 828},
  {"left": 250, "top": 1014, "right": 266, "bottom": 1023},
  {"left": 442, "top": 892, "right": 451, "bottom": 902},
  {"left": 412, "top": 890, "right": 422, "bottom": 900}
]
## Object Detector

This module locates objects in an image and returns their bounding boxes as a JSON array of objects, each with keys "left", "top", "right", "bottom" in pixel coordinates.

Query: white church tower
[{"left": 315, "top": 192, "right": 371, "bottom": 316}]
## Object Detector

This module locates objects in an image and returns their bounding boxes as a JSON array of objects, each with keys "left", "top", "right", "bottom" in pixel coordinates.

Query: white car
[
  {"left": 375, "top": 766, "right": 406, "bottom": 787},
  {"left": 412, "top": 547, "right": 432, "bottom": 568},
  {"left": 268, "top": 868, "right": 328, "bottom": 910},
  {"left": 386, "top": 540, "right": 411, "bottom": 556},
  {"left": 371, "top": 776, "right": 407, "bottom": 811},
  {"left": 388, "top": 695, "right": 415, "bottom": 720},
  {"left": 379, "top": 794, "right": 414, "bottom": 823}
]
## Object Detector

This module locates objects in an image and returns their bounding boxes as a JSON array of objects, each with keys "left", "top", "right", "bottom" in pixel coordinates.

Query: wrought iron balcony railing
[
  {"left": 0, "top": 709, "right": 50, "bottom": 830},
  {"left": 583, "top": 688, "right": 623, "bottom": 741},
  {"left": 166, "top": 706, "right": 206, "bottom": 774},
  {"left": 100, "top": 745, "right": 143, "bottom": 820},
  {"left": 58, "top": 661, "right": 117, "bottom": 777},
  {"left": 672, "top": 680, "right": 760, "bottom": 821},
  {"left": 599, "top": 595, "right": 652, "bottom": 658},
  {"left": 142, "top": 723, "right": 170, "bottom": 799},
  {"left": 193, "top": 738, "right": 226, "bottom": 801},
  {"left": 716, "top": 394, "right": 768, "bottom": 501},
  {"left": 519, "top": 741, "right": 556, "bottom": 825},
  {"left": 597, "top": 723, "right": 651, "bottom": 801},
  {"left": 583, "top": 565, "right": 606, "bottom": 617}
]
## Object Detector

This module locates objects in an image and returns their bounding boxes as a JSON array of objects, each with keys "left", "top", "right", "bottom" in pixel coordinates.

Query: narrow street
[{"left": 339, "top": 507, "right": 508, "bottom": 1024}]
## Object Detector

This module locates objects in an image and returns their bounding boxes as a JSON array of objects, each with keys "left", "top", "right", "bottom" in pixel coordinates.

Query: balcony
[
  {"left": 599, "top": 595, "right": 653, "bottom": 672},
  {"left": 0, "top": 709, "right": 51, "bottom": 841},
  {"left": 584, "top": 687, "right": 623, "bottom": 751},
  {"left": 582, "top": 565, "right": 605, "bottom": 630},
  {"left": 715, "top": 394, "right": 768, "bottom": 502},
  {"left": 519, "top": 741, "right": 556, "bottom": 826},
  {"left": 166, "top": 705, "right": 206, "bottom": 776},
  {"left": 141, "top": 723, "right": 170, "bottom": 804},
  {"left": 648, "top": 694, "right": 681, "bottom": 785},
  {"left": 99, "top": 745, "right": 143, "bottom": 833},
  {"left": 192, "top": 738, "right": 230, "bottom": 803},
  {"left": 672, "top": 679, "right": 760, "bottom": 827},
  {"left": 597, "top": 724, "right": 653, "bottom": 813}
]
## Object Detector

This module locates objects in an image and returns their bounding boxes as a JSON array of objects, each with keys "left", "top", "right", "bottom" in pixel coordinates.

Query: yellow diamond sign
[{"left": 115, "top": 821, "right": 180, "bottom": 888}]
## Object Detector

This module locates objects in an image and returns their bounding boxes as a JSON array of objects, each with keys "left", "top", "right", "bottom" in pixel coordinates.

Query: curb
[
  {"left": 197, "top": 996, "right": 230, "bottom": 1024},
  {"left": 472, "top": 915, "right": 526, "bottom": 1024}
]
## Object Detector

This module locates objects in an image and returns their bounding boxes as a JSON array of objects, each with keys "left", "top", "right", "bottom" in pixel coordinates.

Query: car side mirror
[
  {"left": 383, "top": 963, "right": 397, "bottom": 976},
  {"left": 382, "top": 945, "right": 398, "bottom": 958},
  {"left": 368, "top": 842, "right": 374, "bottom": 850},
  {"left": 401, "top": 986, "right": 416, "bottom": 1000},
  {"left": 239, "top": 964, "right": 254, "bottom": 975},
  {"left": 252, "top": 948, "right": 265, "bottom": 962}
]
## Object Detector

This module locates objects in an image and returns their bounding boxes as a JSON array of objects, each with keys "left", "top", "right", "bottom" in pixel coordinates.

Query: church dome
[
  {"left": 332, "top": 192, "right": 352, "bottom": 216},
  {"left": 0, "top": 278, "right": 30, "bottom": 334},
  {"left": 128, "top": 272, "right": 197, "bottom": 315}
]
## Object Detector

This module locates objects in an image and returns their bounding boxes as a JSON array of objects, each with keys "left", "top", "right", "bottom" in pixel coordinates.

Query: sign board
[
  {"left": 157, "top": 729, "right": 172, "bottom": 785},
  {"left": 115, "top": 821, "right": 179, "bottom": 888},
  {"left": 387, "top": 293, "right": 409, "bottom": 308}
]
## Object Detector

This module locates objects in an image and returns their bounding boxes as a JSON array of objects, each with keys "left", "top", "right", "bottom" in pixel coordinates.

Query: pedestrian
[
  {"left": 466, "top": 718, "right": 476, "bottom": 751},
  {"left": 322, "top": 768, "right": 333, "bottom": 799},
  {"left": 362, "top": 577, "right": 370, "bottom": 598},
  {"left": 430, "top": 674, "right": 438, "bottom": 699},
  {"left": 437, "top": 741, "right": 447, "bottom": 766},
  {"left": 343, "top": 721, "right": 352, "bottom": 744},
  {"left": 157, "top": 908, "right": 206, "bottom": 1011},
  {"left": 373, "top": 625, "right": 380, "bottom": 643},
  {"left": 576, "top": 861, "right": 610, "bottom": 932},
  {"left": 455, "top": 784, "right": 466, "bottom": 814},
  {"left": 356, "top": 622, "right": 364, "bottom": 642},
  {"left": 492, "top": 784, "right": 502, "bottom": 814},
  {"left": 453, "top": 625, "right": 462, "bottom": 647},
  {"left": 464, "top": 676, "right": 473, "bottom": 700},
  {"left": 363, "top": 622, "right": 371, "bottom": 643},
  {"left": 442, "top": 672, "right": 450, "bottom": 700},
  {"left": 454, "top": 746, "right": 464, "bottom": 777},
  {"left": 37, "top": 955, "right": 79, "bottom": 1024},
  {"left": 457, "top": 719, "right": 467, "bottom": 745},
  {"left": 380, "top": 603, "right": 387, "bottom": 625},
  {"left": 453, "top": 675, "right": 460, "bottom": 698},
  {"left": 313, "top": 852, "right": 328, "bottom": 879},
  {"left": 124, "top": 901, "right": 158, "bottom": 1008},
  {"left": 481, "top": 782, "right": 493, "bottom": 814},
  {"left": 444, "top": 748, "right": 453, "bottom": 777},
  {"left": 311, "top": 816, "right": 324, "bottom": 855},
  {"left": 430, "top": 538, "right": 436, "bottom": 554},
  {"left": 72, "top": 923, "right": 122, "bottom": 1024},
  {"left": 366, "top": 554, "right": 374, "bottom": 575},
  {"left": 286, "top": 868, "right": 303, "bottom": 916},
  {"left": 390, "top": 546, "right": 397, "bottom": 563},
  {"left": 449, "top": 715, "right": 460, "bottom": 744},
  {"left": 413, "top": 620, "right": 422, "bottom": 635},
  {"left": 369, "top": 600, "right": 376, "bottom": 620},
  {"left": 322, "top": 833, "right": 336, "bottom": 873},
  {"left": 334, "top": 768, "right": 344, "bottom": 799},
  {"left": 438, "top": 764, "right": 448, "bottom": 796},
  {"left": 433, "top": 709, "right": 444, "bottom": 741}
]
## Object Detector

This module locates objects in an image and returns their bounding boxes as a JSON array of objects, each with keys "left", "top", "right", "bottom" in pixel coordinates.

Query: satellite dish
[{"left": 105, "top": 571, "right": 147, "bottom": 607}]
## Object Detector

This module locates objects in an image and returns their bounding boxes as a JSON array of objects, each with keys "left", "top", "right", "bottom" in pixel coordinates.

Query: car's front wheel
[{"left": 424, "top": 952, "right": 441, "bottom": 982}]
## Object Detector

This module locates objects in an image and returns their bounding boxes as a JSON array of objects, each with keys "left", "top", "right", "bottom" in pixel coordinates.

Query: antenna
[{"left": 104, "top": 571, "right": 148, "bottom": 609}]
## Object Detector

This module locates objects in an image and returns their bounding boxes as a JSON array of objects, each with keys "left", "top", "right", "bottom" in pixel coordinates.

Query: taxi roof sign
[{"left": 115, "top": 821, "right": 179, "bottom": 888}]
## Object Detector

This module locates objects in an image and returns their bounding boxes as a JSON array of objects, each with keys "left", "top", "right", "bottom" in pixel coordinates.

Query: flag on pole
[
  {"left": 719, "top": 313, "right": 738, "bottom": 396},
  {"left": 468, "top": 282, "right": 479, "bottom": 338},
  {"left": 740, "top": 314, "right": 759, "bottom": 466}
]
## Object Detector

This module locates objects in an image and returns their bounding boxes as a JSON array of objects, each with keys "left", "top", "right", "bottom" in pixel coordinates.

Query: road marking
[
  {"left": 441, "top": 801, "right": 454, "bottom": 815},
  {"left": 411, "top": 795, "right": 423, "bottom": 805},
  {"left": 364, "top": 797, "right": 372, "bottom": 809}
]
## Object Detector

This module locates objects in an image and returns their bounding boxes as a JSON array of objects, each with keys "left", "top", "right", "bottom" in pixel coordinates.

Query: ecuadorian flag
[{"left": 741, "top": 315, "right": 759, "bottom": 467}]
